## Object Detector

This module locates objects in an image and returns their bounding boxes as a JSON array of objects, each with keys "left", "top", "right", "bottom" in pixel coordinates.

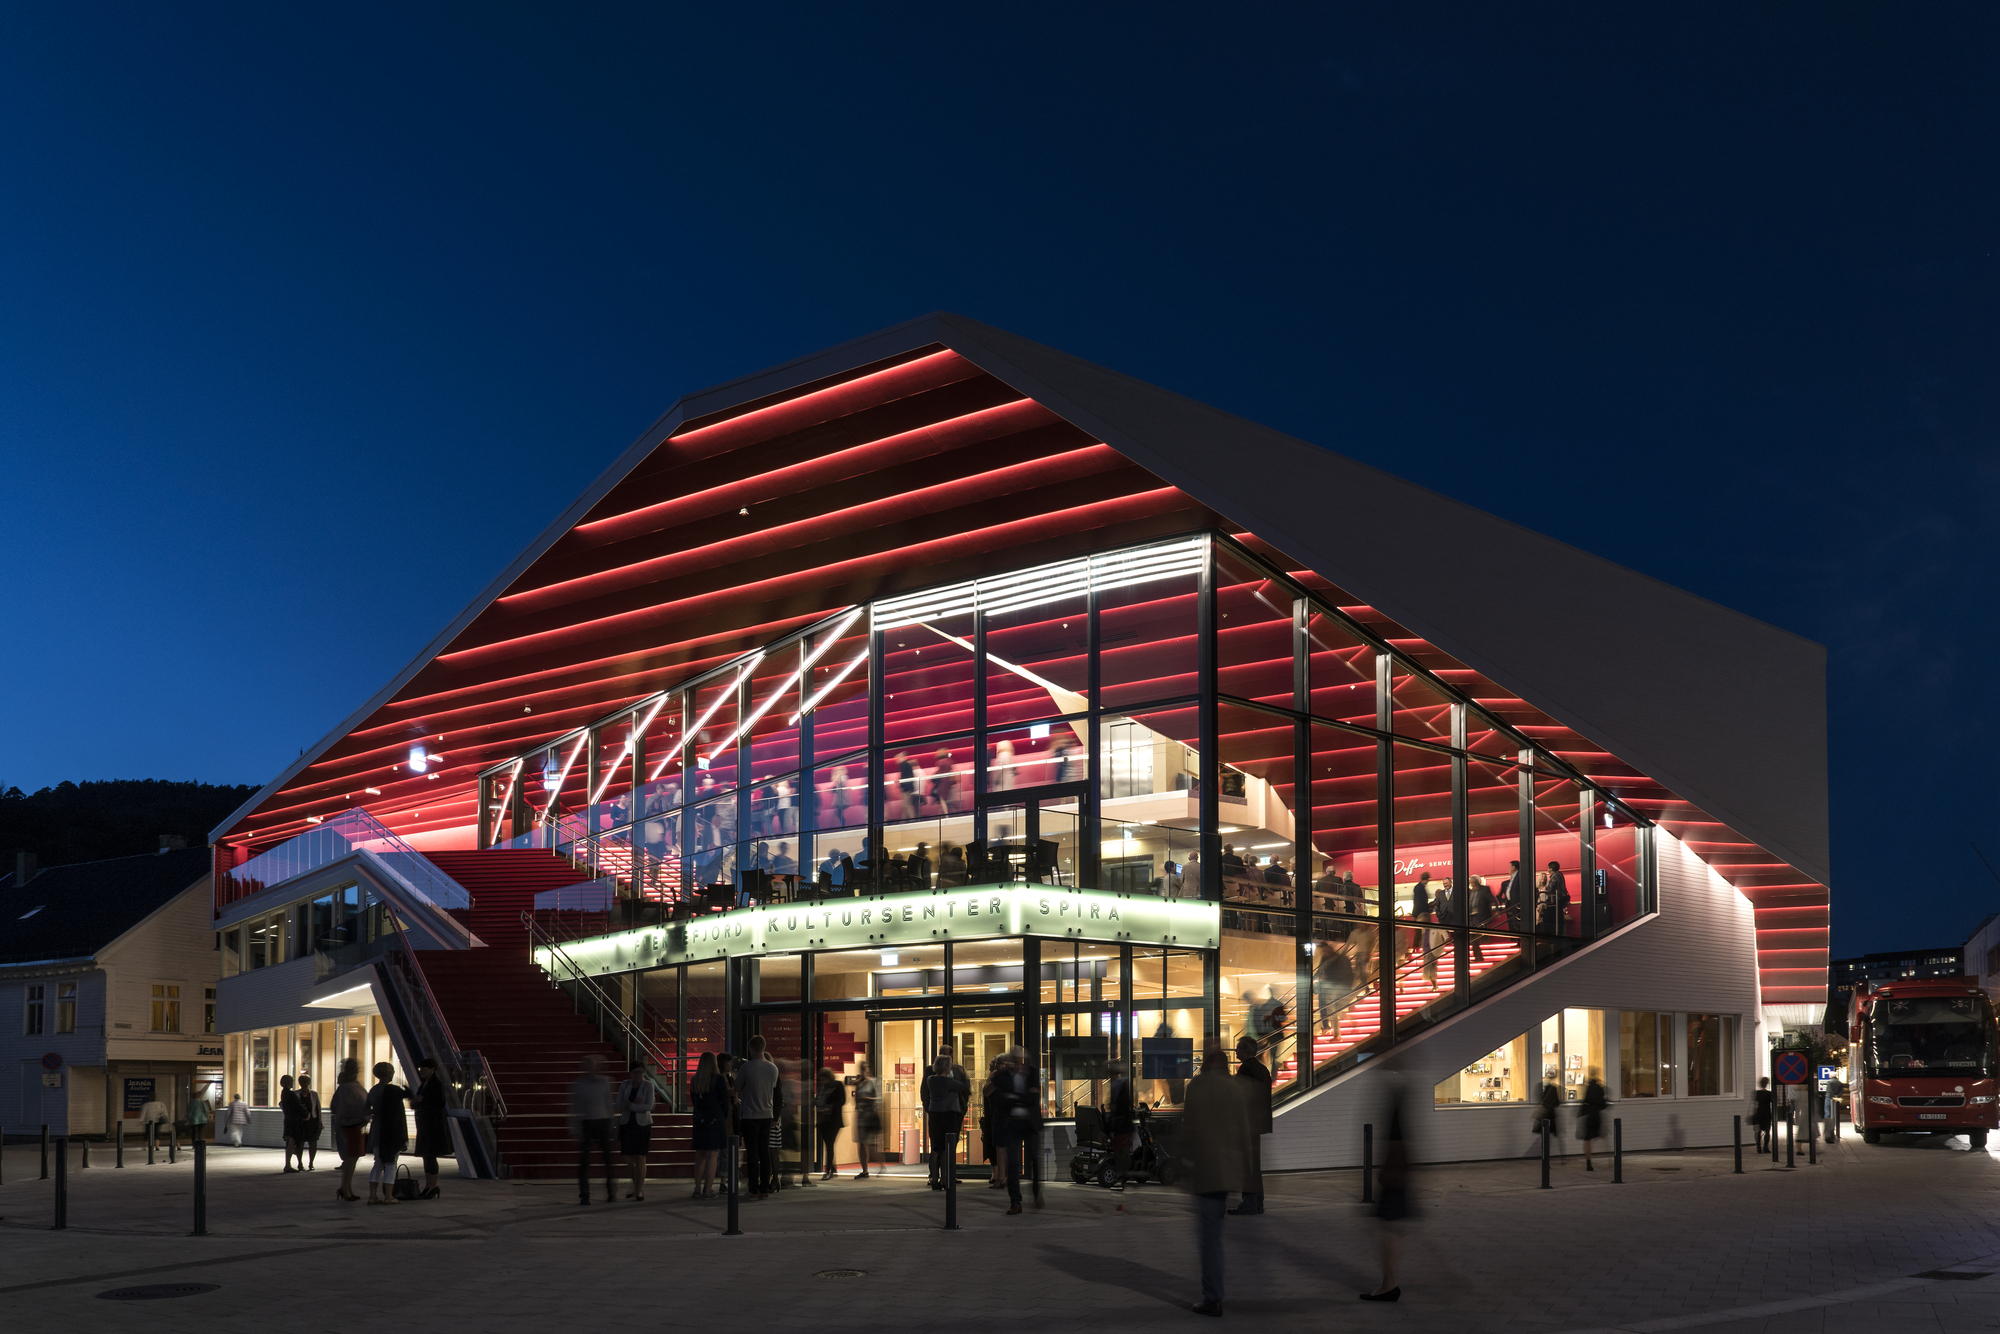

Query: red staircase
[
  {"left": 1278, "top": 934, "right": 1525, "bottom": 1083},
  {"left": 418, "top": 850, "right": 692, "bottom": 1179}
]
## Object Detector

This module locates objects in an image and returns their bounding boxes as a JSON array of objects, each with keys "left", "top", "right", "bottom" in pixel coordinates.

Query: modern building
[
  {"left": 0, "top": 845, "right": 221, "bottom": 1140},
  {"left": 1826, "top": 946, "right": 1967, "bottom": 1033},
  {"left": 1965, "top": 916, "right": 2000, "bottom": 1006},
  {"left": 207, "top": 314, "right": 1831, "bottom": 1173}
]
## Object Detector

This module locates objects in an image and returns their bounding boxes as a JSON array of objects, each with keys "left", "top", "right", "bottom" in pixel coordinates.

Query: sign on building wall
[
  {"left": 123, "top": 1077, "right": 157, "bottom": 1116},
  {"left": 536, "top": 884, "right": 1222, "bottom": 981}
]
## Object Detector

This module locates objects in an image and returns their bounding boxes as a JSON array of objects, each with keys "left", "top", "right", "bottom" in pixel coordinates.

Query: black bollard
[
  {"left": 116, "top": 1121, "right": 124, "bottom": 1169},
  {"left": 1808, "top": 1099, "right": 1817, "bottom": 1166},
  {"left": 192, "top": 1137, "right": 207, "bottom": 1236},
  {"left": 80, "top": 1136, "right": 89, "bottom": 1170},
  {"left": 52, "top": 1136, "right": 68, "bottom": 1230},
  {"left": 1786, "top": 1105, "right": 1794, "bottom": 1168},
  {"left": 169, "top": 1125, "right": 179, "bottom": 1164},
  {"left": 1361, "top": 1123, "right": 1374, "bottom": 1203},
  {"left": 41, "top": 1124, "right": 50, "bottom": 1180},
  {"left": 1613, "top": 1117, "right": 1623, "bottom": 1183},
  {"left": 148, "top": 1122, "right": 157, "bottom": 1166},
  {"left": 723, "top": 1135, "right": 741, "bottom": 1237},
  {"left": 1773, "top": 1102, "right": 1781, "bottom": 1164},
  {"left": 1540, "top": 1121, "right": 1552, "bottom": 1188},
  {"left": 1734, "top": 1115, "right": 1743, "bottom": 1174}
]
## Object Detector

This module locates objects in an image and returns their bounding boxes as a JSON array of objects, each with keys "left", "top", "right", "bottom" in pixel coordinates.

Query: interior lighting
[
  {"left": 306, "top": 815, "right": 323, "bottom": 825},
  {"left": 790, "top": 648, "right": 868, "bottom": 725},
  {"left": 881, "top": 951, "right": 898, "bottom": 966},
  {"left": 539, "top": 733, "right": 588, "bottom": 818},
  {"left": 868, "top": 537, "right": 1201, "bottom": 633},
  {"left": 708, "top": 611, "right": 861, "bottom": 761},
  {"left": 409, "top": 745, "right": 430, "bottom": 773},
  {"left": 593, "top": 694, "right": 670, "bottom": 804},
  {"left": 364, "top": 787, "right": 382, "bottom": 796}
]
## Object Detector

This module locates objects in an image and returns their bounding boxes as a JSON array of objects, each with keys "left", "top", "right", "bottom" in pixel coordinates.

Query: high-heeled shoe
[
  {"left": 1359, "top": 1288, "right": 1401, "bottom": 1302},
  {"left": 337, "top": 1188, "right": 360, "bottom": 1202}
]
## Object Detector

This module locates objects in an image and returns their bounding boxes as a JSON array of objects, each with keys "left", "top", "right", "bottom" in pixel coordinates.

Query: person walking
[
  {"left": 296, "top": 1074, "right": 322, "bottom": 1170},
  {"left": 1578, "top": 1069, "right": 1608, "bottom": 1171},
  {"left": 922, "top": 1052, "right": 971, "bottom": 1190},
  {"left": 1533, "top": 1073, "right": 1562, "bottom": 1159},
  {"left": 852, "top": 1060, "right": 881, "bottom": 1179},
  {"left": 331, "top": 1058, "right": 367, "bottom": 1202},
  {"left": 615, "top": 1057, "right": 657, "bottom": 1200},
  {"left": 689, "top": 1052, "right": 727, "bottom": 1199},
  {"left": 1361, "top": 1080, "right": 1414, "bottom": 1302},
  {"left": 224, "top": 1090, "right": 250, "bottom": 1147},
  {"left": 1181, "top": 1038, "right": 1255, "bottom": 1317},
  {"left": 184, "top": 1081, "right": 213, "bottom": 1146},
  {"left": 1823, "top": 1072, "right": 1845, "bottom": 1143},
  {"left": 994, "top": 1046, "right": 1042, "bottom": 1215},
  {"left": 364, "top": 1061, "right": 410, "bottom": 1205},
  {"left": 1752, "top": 1076, "right": 1775, "bottom": 1152},
  {"left": 1229, "top": 1036, "right": 1273, "bottom": 1215},
  {"left": 735, "top": 1036, "right": 780, "bottom": 1199},
  {"left": 279, "top": 1075, "right": 305, "bottom": 1172},
  {"left": 411, "top": 1057, "right": 450, "bottom": 1199},
  {"left": 1104, "top": 1059, "right": 1137, "bottom": 1185},
  {"left": 569, "top": 1054, "right": 616, "bottom": 1206},
  {"left": 813, "top": 1067, "right": 846, "bottom": 1181}
]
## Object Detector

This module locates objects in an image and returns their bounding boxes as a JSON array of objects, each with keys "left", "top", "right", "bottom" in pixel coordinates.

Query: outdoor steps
[{"left": 1276, "top": 935, "right": 1525, "bottom": 1081}]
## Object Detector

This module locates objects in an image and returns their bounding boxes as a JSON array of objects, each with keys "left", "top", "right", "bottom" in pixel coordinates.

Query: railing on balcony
[{"left": 218, "top": 807, "right": 474, "bottom": 917}]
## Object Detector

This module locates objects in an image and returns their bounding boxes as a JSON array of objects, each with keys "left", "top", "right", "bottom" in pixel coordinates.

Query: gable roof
[{"left": 0, "top": 848, "right": 212, "bottom": 965}]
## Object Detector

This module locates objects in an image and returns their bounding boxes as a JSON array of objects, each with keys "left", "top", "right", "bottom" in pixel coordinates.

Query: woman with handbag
[
  {"left": 1577, "top": 1070, "right": 1609, "bottom": 1171},
  {"left": 364, "top": 1061, "right": 411, "bottom": 1205},
  {"left": 615, "top": 1057, "right": 658, "bottom": 1201},
  {"left": 330, "top": 1058, "right": 368, "bottom": 1202},
  {"left": 412, "top": 1057, "right": 451, "bottom": 1199},
  {"left": 813, "top": 1067, "right": 846, "bottom": 1181}
]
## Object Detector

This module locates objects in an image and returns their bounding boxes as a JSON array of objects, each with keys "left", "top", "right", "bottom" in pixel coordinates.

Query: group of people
[
  {"left": 325, "top": 1056, "right": 453, "bottom": 1204},
  {"left": 917, "top": 1045, "right": 1043, "bottom": 1212},
  {"left": 679, "top": 1038, "right": 889, "bottom": 1203}
]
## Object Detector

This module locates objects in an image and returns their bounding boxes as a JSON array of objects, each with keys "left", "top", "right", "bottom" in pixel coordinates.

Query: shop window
[
  {"left": 881, "top": 614, "right": 976, "bottom": 746},
  {"left": 151, "top": 983, "right": 182, "bottom": 1033},
  {"left": 983, "top": 592, "right": 1089, "bottom": 729},
  {"left": 1222, "top": 926, "right": 1299, "bottom": 1090},
  {"left": 1387, "top": 661, "right": 1454, "bottom": 744},
  {"left": 1131, "top": 947, "right": 1205, "bottom": 1003},
  {"left": 746, "top": 777, "right": 803, "bottom": 843},
  {"left": 252, "top": 1031, "right": 271, "bottom": 1105},
  {"left": 1097, "top": 564, "right": 1198, "bottom": 709},
  {"left": 744, "top": 646, "right": 803, "bottom": 786},
  {"left": 1391, "top": 743, "right": 1453, "bottom": 921},
  {"left": 636, "top": 693, "right": 688, "bottom": 819},
  {"left": 1307, "top": 917, "right": 1383, "bottom": 1073},
  {"left": 204, "top": 986, "right": 217, "bottom": 1036},
  {"left": 1306, "top": 724, "right": 1378, "bottom": 919},
  {"left": 55, "top": 981, "right": 75, "bottom": 1034},
  {"left": 1463, "top": 706, "right": 1522, "bottom": 760},
  {"left": 1561, "top": 1009, "right": 1610, "bottom": 1102},
  {"left": 739, "top": 835, "right": 804, "bottom": 902},
  {"left": 1101, "top": 819, "right": 1198, "bottom": 897},
  {"left": 1619, "top": 1010, "right": 1670, "bottom": 1098},
  {"left": 24, "top": 983, "right": 44, "bottom": 1036},
  {"left": 871, "top": 943, "right": 948, "bottom": 997},
  {"left": 543, "top": 733, "right": 592, "bottom": 836},
  {"left": 220, "top": 927, "right": 241, "bottom": 978},
  {"left": 1466, "top": 929, "right": 1529, "bottom": 1003},
  {"left": 803, "top": 828, "right": 870, "bottom": 895},
  {"left": 1307, "top": 609, "right": 1376, "bottom": 729},
  {"left": 1215, "top": 548, "right": 1296, "bottom": 707},
  {"left": 1138, "top": 1004, "right": 1206, "bottom": 1106},
  {"left": 804, "top": 618, "right": 870, "bottom": 764},
  {"left": 1436, "top": 1029, "right": 1531, "bottom": 1104},
  {"left": 748, "top": 954, "right": 802, "bottom": 1005},
  {"left": 689, "top": 675, "right": 741, "bottom": 795},
  {"left": 686, "top": 795, "right": 737, "bottom": 898},
  {"left": 1687, "top": 1014, "right": 1728, "bottom": 1096}
]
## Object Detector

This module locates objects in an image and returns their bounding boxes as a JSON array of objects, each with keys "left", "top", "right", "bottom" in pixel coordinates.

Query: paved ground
[{"left": 2, "top": 1131, "right": 1999, "bottom": 1331}]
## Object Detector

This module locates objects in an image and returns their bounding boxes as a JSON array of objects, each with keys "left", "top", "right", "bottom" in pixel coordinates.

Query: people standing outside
[
  {"left": 184, "top": 1081, "right": 213, "bottom": 1146},
  {"left": 980, "top": 1055, "right": 1006, "bottom": 1187},
  {"left": 224, "top": 1090, "right": 250, "bottom": 1147},
  {"left": 1752, "top": 1076, "right": 1775, "bottom": 1152},
  {"left": 1823, "top": 1071, "right": 1845, "bottom": 1143},
  {"left": 364, "top": 1061, "right": 410, "bottom": 1205},
  {"left": 735, "top": 1036, "right": 780, "bottom": 1199},
  {"left": 296, "top": 1074, "right": 322, "bottom": 1170},
  {"left": 852, "top": 1060, "right": 881, "bottom": 1179},
  {"left": 331, "top": 1058, "right": 367, "bottom": 1202},
  {"left": 995, "top": 1046, "right": 1042, "bottom": 1215},
  {"left": 1104, "top": 1059, "right": 1137, "bottom": 1185},
  {"left": 568, "top": 1054, "right": 616, "bottom": 1206},
  {"left": 1533, "top": 1071, "right": 1561, "bottom": 1157},
  {"left": 615, "top": 1057, "right": 657, "bottom": 1200},
  {"left": 1578, "top": 1069, "right": 1608, "bottom": 1171},
  {"left": 1361, "top": 1080, "right": 1413, "bottom": 1302},
  {"left": 1181, "top": 1038, "right": 1254, "bottom": 1317},
  {"left": 412, "top": 1057, "right": 450, "bottom": 1199},
  {"left": 279, "top": 1074, "right": 305, "bottom": 1172},
  {"left": 1229, "top": 1036, "right": 1273, "bottom": 1215},
  {"left": 689, "top": 1052, "right": 727, "bottom": 1199},
  {"left": 812, "top": 1067, "right": 846, "bottom": 1181},
  {"left": 922, "top": 1052, "right": 970, "bottom": 1190}
]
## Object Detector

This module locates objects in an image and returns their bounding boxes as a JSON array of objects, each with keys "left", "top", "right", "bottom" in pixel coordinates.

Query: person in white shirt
[
  {"left": 614, "top": 1057, "right": 658, "bottom": 1202},
  {"left": 225, "top": 1093, "right": 251, "bottom": 1147}
]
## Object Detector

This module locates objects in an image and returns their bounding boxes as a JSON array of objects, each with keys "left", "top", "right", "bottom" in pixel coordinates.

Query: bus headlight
[
  {"left": 1971, "top": 1096, "right": 1996, "bottom": 1105},
  {"left": 1868, "top": 1095, "right": 1894, "bottom": 1105}
]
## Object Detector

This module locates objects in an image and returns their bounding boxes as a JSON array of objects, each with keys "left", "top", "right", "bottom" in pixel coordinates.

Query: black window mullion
[{"left": 1375, "top": 651, "right": 1396, "bottom": 1044}]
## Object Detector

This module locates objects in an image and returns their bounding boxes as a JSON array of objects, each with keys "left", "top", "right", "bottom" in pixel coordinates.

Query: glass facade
[{"left": 485, "top": 533, "right": 1658, "bottom": 1100}]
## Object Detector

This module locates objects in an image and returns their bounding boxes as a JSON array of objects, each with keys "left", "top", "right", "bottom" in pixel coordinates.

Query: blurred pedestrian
[
  {"left": 923, "top": 1052, "right": 971, "bottom": 1190},
  {"left": 813, "top": 1067, "right": 846, "bottom": 1180},
  {"left": 1360, "top": 1078, "right": 1413, "bottom": 1301},
  {"left": 736, "top": 1036, "right": 780, "bottom": 1199},
  {"left": 1823, "top": 1072, "right": 1845, "bottom": 1143},
  {"left": 852, "top": 1059, "right": 881, "bottom": 1179},
  {"left": 689, "top": 1052, "right": 727, "bottom": 1199},
  {"left": 1578, "top": 1069, "right": 1608, "bottom": 1171},
  {"left": 296, "top": 1075, "right": 322, "bottom": 1170},
  {"left": 331, "top": 1058, "right": 366, "bottom": 1202},
  {"left": 280, "top": 1074, "right": 305, "bottom": 1172},
  {"left": 364, "top": 1061, "right": 410, "bottom": 1205},
  {"left": 1752, "top": 1076, "right": 1774, "bottom": 1152},
  {"left": 224, "top": 1090, "right": 250, "bottom": 1147},
  {"left": 1104, "top": 1060, "right": 1137, "bottom": 1184},
  {"left": 412, "top": 1056, "right": 450, "bottom": 1199},
  {"left": 184, "top": 1080, "right": 213, "bottom": 1146},
  {"left": 615, "top": 1056, "right": 657, "bottom": 1200},
  {"left": 1181, "top": 1038, "right": 1254, "bottom": 1316},
  {"left": 994, "top": 1046, "right": 1042, "bottom": 1214},
  {"left": 1229, "top": 1035, "right": 1273, "bottom": 1215},
  {"left": 569, "top": 1054, "right": 615, "bottom": 1206},
  {"left": 980, "top": 1054, "right": 1007, "bottom": 1188}
]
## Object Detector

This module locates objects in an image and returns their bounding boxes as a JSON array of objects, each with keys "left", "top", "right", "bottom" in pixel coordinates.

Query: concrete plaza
[{"left": 3, "top": 1131, "right": 1999, "bottom": 1332}]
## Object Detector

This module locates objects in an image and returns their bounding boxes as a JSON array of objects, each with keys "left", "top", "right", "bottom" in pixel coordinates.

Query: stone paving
[{"left": 2, "top": 1131, "right": 1999, "bottom": 1332}]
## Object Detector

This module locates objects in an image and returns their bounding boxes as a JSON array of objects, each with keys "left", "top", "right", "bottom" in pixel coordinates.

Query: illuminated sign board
[{"left": 534, "top": 883, "right": 1220, "bottom": 981}]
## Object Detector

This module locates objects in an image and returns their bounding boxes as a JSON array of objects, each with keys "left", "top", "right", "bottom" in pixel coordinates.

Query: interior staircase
[{"left": 418, "top": 850, "right": 693, "bottom": 1180}]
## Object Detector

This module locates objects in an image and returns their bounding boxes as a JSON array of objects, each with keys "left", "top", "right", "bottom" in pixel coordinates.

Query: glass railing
[{"left": 219, "top": 808, "right": 473, "bottom": 915}]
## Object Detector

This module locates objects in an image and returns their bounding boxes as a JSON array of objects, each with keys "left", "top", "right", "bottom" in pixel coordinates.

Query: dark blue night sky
[{"left": 1, "top": 5, "right": 1993, "bottom": 956}]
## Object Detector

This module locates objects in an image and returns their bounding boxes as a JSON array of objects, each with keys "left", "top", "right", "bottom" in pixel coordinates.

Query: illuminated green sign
[{"left": 533, "top": 883, "right": 1220, "bottom": 981}]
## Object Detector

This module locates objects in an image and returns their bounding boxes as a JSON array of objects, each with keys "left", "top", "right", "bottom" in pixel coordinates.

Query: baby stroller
[
  {"left": 1086, "top": 1103, "right": 1179, "bottom": 1188},
  {"left": 1069, "top": 1105, "right": 1112, "bottom": 1184}
]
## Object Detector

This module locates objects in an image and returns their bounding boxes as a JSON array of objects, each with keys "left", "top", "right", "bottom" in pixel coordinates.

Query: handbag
[{"left": 391, "top": 1164, "right": 421, "bottom": 1201}]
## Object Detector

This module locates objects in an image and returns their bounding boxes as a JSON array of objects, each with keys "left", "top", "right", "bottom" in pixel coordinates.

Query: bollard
[
  {"left": 1772, "top": 1101, "right": 1781, "bottom": 1164},
  {"left": 1361, "top": 1123, "right": 1374, "bottom": 1203},
  {"left": 169, "top": 1125, "right": 179, "bottom": 1164},
  {"left": 1808, "top": 1097, "right": 1817, "bottom": 1166},
  {"left": 41, "top": 1124, "right": 50, "bottom": 1180},
  {"left": 148, "top": 1122, "right": 157, "bottom": 1166},
  {"left": 52, "top": 1136, "right": 68, "bottom": 1229},
  {"left": 1540, "top": 1121, "right": 1551, "bottom": 1188},
  {"left": 191, "top": 1137, "right": 207, "bottom": 1236},
  {"left": 1785, "top": 1105, "right": 1794, "bottom": 1168},
  {"left": 116, "top": 1121, "right": 124, "bottom": 1168},
  {"left": 80, "top": 1136, "right": 89, "bottom": 1170},
  {"left": 723, "top": 1135, "right": 741, "bottom": 1237},
  {"left": 1613, "top": 1117, "right": 1623, "bottom": 1183},
  {"left": 944, "top": 1146, "right": 959, "bottom": 1231},
  {"left": 1734, "top": 1115, "right": 1743, "bottom": 1174}
]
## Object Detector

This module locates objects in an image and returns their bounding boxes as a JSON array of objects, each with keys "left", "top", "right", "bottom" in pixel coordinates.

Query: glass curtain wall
[{"left": 480, "top": 531, "right": 1658, "bottom": 1093}]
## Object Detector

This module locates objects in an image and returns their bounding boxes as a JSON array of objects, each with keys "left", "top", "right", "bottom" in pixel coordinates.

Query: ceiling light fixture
[{"left": 709, "top": 610, "right": 860, "bottom": 760}]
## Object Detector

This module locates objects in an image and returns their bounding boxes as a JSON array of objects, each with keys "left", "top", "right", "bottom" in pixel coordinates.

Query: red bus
[{"left": 1849, "top": 976, "right": 1999, "bottom": 1147}]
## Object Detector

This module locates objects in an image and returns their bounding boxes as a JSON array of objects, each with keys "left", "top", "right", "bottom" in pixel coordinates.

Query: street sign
[
  {"left": 1775, "top": 1050, "right": 1810, "bottom": 1085},
  {"left": 1818, "top": 1065, "right": 1837, "bottom": 1081},
  {"left": 40, "top": 1051, "right": 62, "bottom": 1072}
]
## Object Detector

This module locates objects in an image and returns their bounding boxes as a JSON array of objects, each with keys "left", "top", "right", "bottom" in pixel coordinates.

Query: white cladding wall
[
  {"left": 216, "top": 955, "right": 335, "bottom": 1034},
  {"left": 1268, "top": 828, "right": 1762, "bottom": 1168},
  {"left": 98, "top": 879, "right": 222, "bottom": 1058}
]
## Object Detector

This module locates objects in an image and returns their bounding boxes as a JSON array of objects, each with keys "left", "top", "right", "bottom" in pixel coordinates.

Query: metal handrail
[
  {"left": 378, "top": 900, "right": 508, "bottom": 1122},
  {"left": 522, "top": 911, "right": 674, "bottom": 1076}
]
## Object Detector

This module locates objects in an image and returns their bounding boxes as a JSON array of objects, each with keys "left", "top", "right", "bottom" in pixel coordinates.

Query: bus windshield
[{"left": 1866, "top": 994, "right": 1999, "bottom": 1076}]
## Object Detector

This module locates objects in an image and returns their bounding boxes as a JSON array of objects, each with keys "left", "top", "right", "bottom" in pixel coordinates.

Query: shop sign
[
  {"left": 536, "top": 883, "right": 1221, "bottom": 980},
  {"left": 124, "top": 1078, "right": 157, "bottom": 1114}
]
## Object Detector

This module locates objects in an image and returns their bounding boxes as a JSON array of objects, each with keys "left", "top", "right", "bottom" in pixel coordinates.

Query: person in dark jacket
[
  {"left": 1544, "top": 861, "right": 1571, "bottom": 935},
  {"left": 993, "top": 1047, "right": 1042, "bottom": 1214},
  {"left": 1533, "top": 1077, "right": 1562, "bottom": 1152},
  {"left": 279, "top": 1075, "right": 306, "bottom": 1173},
  {"left": 1104, "top": 1060, "right": 1137, "bottom": 1183},
  {"left": 922, "top": 1052, "right": 972, "bottom": 1190},
  {"left": 813, "top": 1067, "right": 846, "bottom": 1181},
  {"left": 412, "top": 1057, "right": 451, "bottom": 1199},
  {"left": 1182, "top": 1038, "right": 1255, "bottom": 1316},
  {"left": 1361, "top": 1079, "right": 1414, "bottom": 1303},
  {"left": 365, "top": 1061, "right": 411, "bottom": 1205},
  {"left": 1577, "top": 1070, "right": 1609, "bottom": 1171},
  {"left": 689, "top": 1052, "right": 728, "bottom": 1200},
  {"left": 1501, "top": 860, "right": 1529, "bottom": 932},
  {"left": 1752, "top": 1076, "right": 1775, "bottom": 1152},
  {"left": 1229, "top": 1036, "right": 1274, "bottom": 1215}
]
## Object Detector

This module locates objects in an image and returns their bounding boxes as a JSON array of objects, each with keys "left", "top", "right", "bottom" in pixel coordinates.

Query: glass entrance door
[{"left": 978, "top": 782, "right": 1086, "bottom": 886}]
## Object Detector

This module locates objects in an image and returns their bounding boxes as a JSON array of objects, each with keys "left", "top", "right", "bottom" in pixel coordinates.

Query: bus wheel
[
  {"left": 1971, "top": 1130, "right": 1988, "bottom": 1150},
  {"left": 1862, "top": 1128, "right": 1882, "bottom": 1145}
]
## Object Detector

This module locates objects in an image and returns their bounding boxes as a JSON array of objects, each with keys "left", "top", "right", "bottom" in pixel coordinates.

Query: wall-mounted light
[
  {"left": 881, "top": 951, "right": 898, "bottom": 966},
  {"left": 364, "top": 787, "right": 382, "bottom": 796},
  {"left": 409, "top": 745, "right": 430, "bottom": 773}
]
